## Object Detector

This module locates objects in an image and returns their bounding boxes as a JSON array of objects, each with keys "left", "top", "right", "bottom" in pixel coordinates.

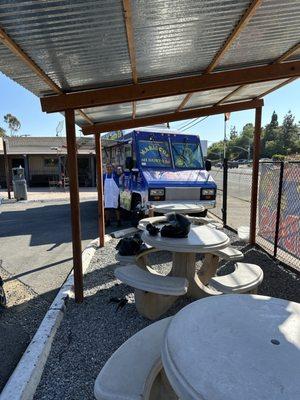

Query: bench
[
  {"left": 212, "top": 246, "right": 244, "bottom": 261},
  {"left": 115, "top": 265, "right": 188, "bottom": 320},
  {"left": 94, "top": 317, "right": 172, "bottom": 400},
  {"left": 209, "top": 262, "right": 264, "bottom": 294},
  {"left": 115, "top": 265, "right": 188, "bottom": 296},
  {"left": 198, "top": 247, "right": 244, "bottom": 285}
]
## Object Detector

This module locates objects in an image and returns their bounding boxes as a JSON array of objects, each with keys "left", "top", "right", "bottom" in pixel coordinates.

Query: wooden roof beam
[
  {"left": 41, "top": 61, "right": 300, "bottom": 113},
  {"left": 0, "top": 26, "right": 93, "bottom": 125},
  {"left": 176, "top": 0, "right": 262, "bottom": 111},
  {"left": 81, "top": 99, "right": 264, "bottom": 135}
]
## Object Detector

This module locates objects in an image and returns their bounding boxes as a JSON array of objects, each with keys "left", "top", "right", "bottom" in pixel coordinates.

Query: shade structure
[
  {"left": 1, "top": 1, "right": 299, "bottom": 302},
  {"left": 0, "top": 0, "right": 298, "bottom": 129}
]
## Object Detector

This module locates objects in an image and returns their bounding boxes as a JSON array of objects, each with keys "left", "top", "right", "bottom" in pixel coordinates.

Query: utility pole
[{"left": 2, "top": 137, "right": 11, "bottom": 199}]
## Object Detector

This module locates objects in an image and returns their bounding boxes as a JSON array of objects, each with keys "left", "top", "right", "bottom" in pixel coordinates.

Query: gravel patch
[{"left": 35, "top": 230, "right": 300, "bottom": 400}]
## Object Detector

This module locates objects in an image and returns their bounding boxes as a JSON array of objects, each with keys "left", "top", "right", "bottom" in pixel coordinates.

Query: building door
[{"left": 77, "top": 157, "right": 92, "bottom": 187}]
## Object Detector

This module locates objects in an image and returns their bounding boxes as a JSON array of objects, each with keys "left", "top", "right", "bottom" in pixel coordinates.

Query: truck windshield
[
  {"left": 172, "top": 141, "right": 204, "bottom": 169},
  {"left": 138, "top": 140, "right": 172, "bottom": 168}
]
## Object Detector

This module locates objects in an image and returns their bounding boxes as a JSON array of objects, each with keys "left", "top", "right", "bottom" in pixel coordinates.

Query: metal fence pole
[
  {"left": 250, "top": 106, "right": 262, "bottom": 245},
  {"left": 222, "top": 158, "right": 228, "bottom": 226},
  {"left": 274, "top": 161, "right": 284, "bottom": 258}
]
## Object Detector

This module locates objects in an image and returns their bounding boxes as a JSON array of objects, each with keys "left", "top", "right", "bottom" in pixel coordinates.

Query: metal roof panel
[
  {"left": 218, "top": 0, "right": 300, "bottom": 69},
  {"left": 132, "top": 0, "right": 251, "bottom": 80}
]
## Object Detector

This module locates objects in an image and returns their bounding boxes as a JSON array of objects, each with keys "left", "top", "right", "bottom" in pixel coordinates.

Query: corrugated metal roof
[
  {"left": 223, "top": 79, "right": 288, "bottom": 102},
  {"left": 0, "top": 0, "right": 132, "bottom": 95},
  {"left": 218, "top": 0, "right": 300, "bottom": 69},
  {"left": 132, "top": 0, "right": 250, "bottom": 80},
  {"left": 0, "top": 0, "right": 298, "bottom": 128},
  {"left": 136, "top": 95, "right": 186, "bottom": 117},
  {"left": 81, "top": 103, "right": 133, "bottom": 123},
  {"left": 184, "top": 86, "right": 239, "bottom": 109}
]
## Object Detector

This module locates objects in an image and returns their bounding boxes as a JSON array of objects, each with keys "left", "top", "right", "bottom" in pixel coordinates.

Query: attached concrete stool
[
  {"left": 209, "top": 262, "right": 264, "bottom": 294},
  {"left": 94, "top": 317, "right": 173, "bottom": 400},
  {"left": 115, "top": 265, "right": 188, "bottom": 320},
  {"left": 198, "top": 246, "right": 244, "bottom": 285}
]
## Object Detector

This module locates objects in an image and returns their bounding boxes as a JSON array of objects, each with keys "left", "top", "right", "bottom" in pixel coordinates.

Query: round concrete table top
[
  {"left": 142, "top": 224, "right": 230, "bottom": 253},
  {"left": 151, "top": 201, "right": 205, "bottom": 214},
  {"left": 162, "top": 295, "right": 300, "bottom": 400}
]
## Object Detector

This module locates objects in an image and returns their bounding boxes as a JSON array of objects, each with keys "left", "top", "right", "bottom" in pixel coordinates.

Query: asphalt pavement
[{"left": 0, "top": 197, "right": 124, "bottom": 391}]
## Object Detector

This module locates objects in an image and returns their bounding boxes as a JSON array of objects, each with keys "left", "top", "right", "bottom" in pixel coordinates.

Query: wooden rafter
[
  {"left": 272, "top": 42, "right": 300, "bottom": 64},
  {"left": 77, "top": 109, "right": 94, "bottom": 125},
  {"left": 81, "top": 99, "right": 264, "bottom": 135},
  {"left": 122, "top": 0, "right": 138, "bottom": 119},
  {"left": 0, "top": 26, "right": 93, "bottom": 125},
  {"left": 217, "top": 42, "right": 300, "bottom": 105},
  {"left": 205, "top": 0, "right": 262, "bottom": 74},
  {"left": 176, "top": 0, "right": 262, "bottom": 112},
  {"left": 41, "top": 61, "right": 300, "bottom": 113},
  {"left": 215, "top": 86, "right": 245, "bottom": 106}
]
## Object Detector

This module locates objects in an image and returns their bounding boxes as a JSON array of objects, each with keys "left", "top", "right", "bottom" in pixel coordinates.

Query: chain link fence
[
  {"left": 257, "top": 161, "right": 300, "bottom": 271},
  {"left": 210, "top": 163, "right": 252, "bottom": 230},
  {"left": 210, "top": 161, "right": 299, "bottom": 272}
]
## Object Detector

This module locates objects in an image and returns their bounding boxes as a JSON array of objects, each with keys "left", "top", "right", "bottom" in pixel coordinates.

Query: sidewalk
[{"left": 0, "top": 187, "right": 97, "bottom": 203}]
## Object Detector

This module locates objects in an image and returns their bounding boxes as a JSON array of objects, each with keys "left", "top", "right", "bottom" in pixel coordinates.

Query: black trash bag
[
  {"left": 160, "top": 213, "right": 191, "bottom": 238},
  {"left": 0, "top": 276, "right": 6, "bottom": 308},
  {"left": 146, "top": 223, "right": 160, "bottom": 236},
  {"left": 116, "top": 233, "right": 143, "bottom": 256}
]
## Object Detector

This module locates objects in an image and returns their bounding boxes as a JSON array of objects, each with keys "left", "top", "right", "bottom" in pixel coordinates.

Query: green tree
[
  {"left": 264, "top": 111, "right": 278, "bottom": 142},
  {"left": 229, "top": 125, "right": 238, "bottom": 140},
  {"left": 279, "top": 111, "right": 299, "bottom": 154},
  {"left": 4, "top": 113, "right": 21, "bottom": 136},
  {"left": 207, "top": 141, "right": 223, "bottom": 160},
  {"left": 0, "top": 126, "right": 6, "bottom": 137}
]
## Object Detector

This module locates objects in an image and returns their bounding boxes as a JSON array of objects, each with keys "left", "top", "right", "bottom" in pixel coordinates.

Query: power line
[
  {"left": 178, "top": 117, "right": 199, "bottom": 130},
  {"left": 181, "top": 116, "right": 209, "bottom": 132}
]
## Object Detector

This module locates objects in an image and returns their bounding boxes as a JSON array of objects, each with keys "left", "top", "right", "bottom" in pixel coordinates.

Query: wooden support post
[
  {"left": 250, "top": 106, "right": 262, "bottom": 245},
  {"left": 95, "top": 133, "right": 105, "bottom": 247},
  {"left": 65, "top": 109, "right": 83, "bottom": 303},
  {"left": 2, "top": 138, "right": 11, "bottom": 199}
]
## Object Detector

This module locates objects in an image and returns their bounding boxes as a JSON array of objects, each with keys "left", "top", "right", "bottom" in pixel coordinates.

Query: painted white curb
[{"left": 0, "top": 235, "right": 111, "bottom": 400}]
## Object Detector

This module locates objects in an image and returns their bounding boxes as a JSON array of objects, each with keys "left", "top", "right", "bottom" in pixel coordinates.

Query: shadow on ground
[{"left": 34, "top": 240, "right": 300, "bottom": 400}]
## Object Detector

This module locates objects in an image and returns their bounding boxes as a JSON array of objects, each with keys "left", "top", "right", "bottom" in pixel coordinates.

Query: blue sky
[{"left": 0, "top": 72, "right": 299, "bottom": 144}]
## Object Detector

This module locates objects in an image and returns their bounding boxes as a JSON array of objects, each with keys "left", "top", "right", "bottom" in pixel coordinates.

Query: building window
[{"left": 44, "top": 158, "right": 58, "bottom": 167}]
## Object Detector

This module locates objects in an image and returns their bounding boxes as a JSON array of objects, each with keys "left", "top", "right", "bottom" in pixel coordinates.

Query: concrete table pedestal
[{"left": 138, "top": 225, "right": 230, "bottom": 316}]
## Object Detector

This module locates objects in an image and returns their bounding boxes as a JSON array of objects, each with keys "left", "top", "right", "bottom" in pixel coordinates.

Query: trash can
[{"left": 12, "top": 166, "right": 27, "bottom": 201}]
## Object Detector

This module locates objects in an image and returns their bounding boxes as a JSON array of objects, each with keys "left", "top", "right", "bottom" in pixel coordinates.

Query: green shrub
[{"left": 272, "top": 154, "right": 285, "bottom": 161}]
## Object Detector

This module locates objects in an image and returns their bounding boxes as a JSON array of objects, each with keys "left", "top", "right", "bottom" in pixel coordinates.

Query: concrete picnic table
[
  {"left": 161, "top": 294, "right": 300, "bottom": 400},
  {"left": 141, "top": 224, "right": 230, "bottom": 298},
  {"left": 149, "top": 201, "right": 205, "bottom": 215}
]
